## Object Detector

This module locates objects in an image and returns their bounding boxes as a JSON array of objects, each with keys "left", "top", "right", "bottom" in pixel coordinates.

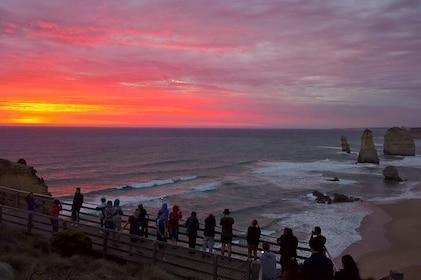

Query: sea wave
[
  {"left": 116, "top": 176, "right": 198, "bottom": 190},
  {"left": 192, "top": 183, "right": 219, "bottom": 192}
]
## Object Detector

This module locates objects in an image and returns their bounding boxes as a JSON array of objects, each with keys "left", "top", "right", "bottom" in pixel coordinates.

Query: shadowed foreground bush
[
  {"left": 0, "top": 225, "right": 178, "bottom": 280},
  {"left": 50, "top": 228, "right": 92, "bottom": 256}
]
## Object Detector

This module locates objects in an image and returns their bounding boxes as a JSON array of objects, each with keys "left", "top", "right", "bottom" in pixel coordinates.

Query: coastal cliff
[{"left": 0, "top": 158, "right": 50, "bottom": 195}]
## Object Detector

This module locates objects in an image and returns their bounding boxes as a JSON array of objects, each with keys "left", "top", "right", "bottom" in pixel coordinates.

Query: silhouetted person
[
  {"left": 333, "top": 254, "right": 361, "bottom": 280},
  {"left": 185, "top": 211, "right": 200, "bottom": 249},
  {"left": 202, "top": 213, "right": 216, "bottom": 253},
  {"left": 220, "top": 208, "right": 234, "bottom": 257},
  {"left": 246, "top": 219, "right": 261, "bottom": 260},
  {"left": 309, "top": 226, "right": 326, "bottom": 251},
  {"left": 277, "top": 227, "right": 298, "bottom": 274},
  {"left": 138, "top": 204, "right": 149, "bottom": 237},
  {"left": 71, "top": 188, "right": 83, "bottom": 226},
  {"left": 301, "top": 237, "right": 334, "bottom": 280},
  {"left": 50, "top": 199, "right": 62, "bottom": 233}
]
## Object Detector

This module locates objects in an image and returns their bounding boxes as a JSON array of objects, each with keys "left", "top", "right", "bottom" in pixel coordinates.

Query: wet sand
[{"left": 334, "top": 196, "right": 421, "bottom": 280}]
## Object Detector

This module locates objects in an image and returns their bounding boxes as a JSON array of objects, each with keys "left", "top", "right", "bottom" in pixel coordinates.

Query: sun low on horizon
[{"left": 1, "top": 1, "right": 420, "bottom": 129}]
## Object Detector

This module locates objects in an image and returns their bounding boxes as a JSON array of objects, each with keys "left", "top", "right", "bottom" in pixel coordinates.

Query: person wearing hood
[
  {"left": 166, "top": 205, "right": 182, "bottom": 245},
  {"left": 159, "top": 203, "right": 169, "bottom": 222}
]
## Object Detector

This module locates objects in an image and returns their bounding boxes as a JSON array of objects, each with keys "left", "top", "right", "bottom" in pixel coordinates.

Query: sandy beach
[{"left": 334, "top": 194, "right": 421, "bottom": 280}]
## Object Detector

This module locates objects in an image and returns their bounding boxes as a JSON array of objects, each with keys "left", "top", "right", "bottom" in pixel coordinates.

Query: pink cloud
[{"left": 1, "top": 0, "right": 420, "bottom": 128}]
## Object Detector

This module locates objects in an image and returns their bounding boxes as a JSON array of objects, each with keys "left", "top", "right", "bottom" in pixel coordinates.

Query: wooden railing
[{"left": 0, "top": 186, "right": 313, "bottom": 279}]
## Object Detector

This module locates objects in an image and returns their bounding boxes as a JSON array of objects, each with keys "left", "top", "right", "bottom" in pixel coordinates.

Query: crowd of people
[{"left": 26, "top": 188, "right": 364, "bottom": 280}]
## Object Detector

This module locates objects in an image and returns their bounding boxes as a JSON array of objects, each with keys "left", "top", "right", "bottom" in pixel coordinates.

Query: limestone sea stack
[
  {"left": 341, "top": 135, "right": 351, "bottom": 153},
  {"left": 357, "top": 129, "right": 379, "bottom": 164},
  {"left": 0, "top": 158, "right": 50, "bottom": 195},
  {"left": 382, "top": 166, "right": 403, "bottom": 182},
  {"left": 384, "top": 127, "right": 415, "bottom": 156}
]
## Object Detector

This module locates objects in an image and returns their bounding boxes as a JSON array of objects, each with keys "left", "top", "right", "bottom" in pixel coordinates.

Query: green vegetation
[
  {"left": 50, "top": 229, "right": 93, "bottom": 256},
  {"left": 0, "top": 225, "right": 178, "bottom": 280}
]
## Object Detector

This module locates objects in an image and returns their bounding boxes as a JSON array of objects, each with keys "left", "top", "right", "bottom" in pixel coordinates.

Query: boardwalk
[{"left": 0, "top": 186, "right": 313, "bottom": 279}]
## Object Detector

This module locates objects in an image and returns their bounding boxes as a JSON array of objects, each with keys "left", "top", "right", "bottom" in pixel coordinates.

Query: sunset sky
[{"left": 1, "top": 1, "right": 420, "bottom": 128}]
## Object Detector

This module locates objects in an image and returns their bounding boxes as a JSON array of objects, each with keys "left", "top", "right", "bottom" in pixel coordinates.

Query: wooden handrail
[{"left": 0, "top": 185, "right": 312, "bottom": 261}]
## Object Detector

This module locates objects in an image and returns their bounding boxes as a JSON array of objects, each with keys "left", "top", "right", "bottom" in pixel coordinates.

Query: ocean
[{"left": 1, "top": 126, "right": 420, "bottom": 258}]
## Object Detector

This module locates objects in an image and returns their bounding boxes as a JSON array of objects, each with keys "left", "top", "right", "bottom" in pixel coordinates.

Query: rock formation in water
[
  {"left": 0, "top": 158, "right": 50, "bottom": 195},
  {"left": 357, "top": 129, "right": 379, "bottom": 164},
  {"left": 383, "top": 166, "right": 404, "bottom": 182},
  {"left": 384, "top": 127, "right": 415, "bottom": 156},
  {"left": 340, "top": 135, "right": 351, "bottom": 153},
  {"left": 312, "top": 190, "right": 361, "bottom": 204}
]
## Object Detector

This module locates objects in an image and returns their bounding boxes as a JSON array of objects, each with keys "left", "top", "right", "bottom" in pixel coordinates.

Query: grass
[{"left": 0, "top": 224, "right": 179, "bottom": 280}]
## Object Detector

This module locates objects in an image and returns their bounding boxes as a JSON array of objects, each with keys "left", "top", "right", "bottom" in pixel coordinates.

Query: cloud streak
[{"left": 0, "top": 0, "right": 420, "bottom": 128}]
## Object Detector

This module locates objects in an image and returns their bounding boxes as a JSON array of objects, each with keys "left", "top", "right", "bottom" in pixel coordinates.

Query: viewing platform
[{"left": 0, "top": 186, "right": 314, "bottom": 279}]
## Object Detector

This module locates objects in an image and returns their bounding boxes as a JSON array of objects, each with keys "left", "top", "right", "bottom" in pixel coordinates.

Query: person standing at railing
[
  {"left": 309, "top": 226, "right": 327, "bottom": 256},
  {"left": 25, "top": 192, "right": 36, "bottom": 212},
  {"left": 50, "top": 199, "right": 63, "bottom": 233},
  {"left": 185, "top": 211, "right": 200, "bottom": 249},
  {"left": 202, "top": 213, "right": 216, "bottom": 254},
  {"left": 25, "top": 192, "right": 37, "bottom": 226},
  {"left": 71, "top": 187, "right": 84, "bottom": 226},
  {"left": 277, "top": 227, "right": 298, "bottom": 274},
  {"left": 112, "top": 199, "right": 124, "bottom": 246},
  {"left": 156, "top": 210, "right": 168, "bottom": 261},
  {"left": 220, "top": 208, "right": 234, "bottom": 257},
  {"left": 121, "top": 208, "right": 142, "bottom": 255},
  {"left": 246, "top": 219, "right": 261, "bottom": 260},
  {"left": 166, "top": 205, "right": 182, "bottom": 245},
  {"left": 104, "top": 200, "right": 115, "bottom": 230},
  {"left": 138, "top": 204, "right": 149, "bottom": 238},
  {"left": 95, "top": 198, "right": 107, "bottom": 228}
]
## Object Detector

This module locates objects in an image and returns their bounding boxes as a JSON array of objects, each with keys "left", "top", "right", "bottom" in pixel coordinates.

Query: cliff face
[
  {"left": 0, "top": 158, "right": 50, "bottom": 195},
  {"left": 358, "top": 129, "right": 379, "bottom": 164},
  {"left": 384, "top": 127, "right": 415, "bottom": 156}
]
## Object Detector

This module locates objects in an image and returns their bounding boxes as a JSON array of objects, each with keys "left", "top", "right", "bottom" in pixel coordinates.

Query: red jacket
[
  {"left": 50, "top": 203, "right": 63, "bottom": 218},
  {"left": 166, "top": 205, "right": 182, "bottom": 229}
]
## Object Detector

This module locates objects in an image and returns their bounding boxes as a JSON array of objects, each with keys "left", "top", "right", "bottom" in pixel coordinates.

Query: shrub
[{"left": 50, "top": 229, "right": 92, "bottom": 256}]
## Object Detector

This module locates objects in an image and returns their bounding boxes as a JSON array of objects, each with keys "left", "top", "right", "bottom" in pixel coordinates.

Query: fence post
[
  {"left": 103, "top": 230, "right": 109, "bottom": 257},
  {"left": 16, "top": 192, "right": 21, "bottom": 208},
  {"left": 27, "top": 211, "right": 33, "bottom": 234},
  {"left": 152, "top": 241, "right": 158, "bottom": 264},
  {"left": 251, "top": 260, "right": 260, "bottom": 280},
  {"left": 213, "top": 255, "right": 218, "bottom": 280}
]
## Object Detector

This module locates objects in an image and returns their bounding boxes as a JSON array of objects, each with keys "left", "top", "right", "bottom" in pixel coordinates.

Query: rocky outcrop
[
  {"left": 341, "top": 135, "right": 351, "bottom": 153},
  {"left": 384, "top": 127, "right": 415, "bottom": 156},
  {"left": 383, "top": 166, "right": 404, "bottom": 182},
  {"left": 358, "top": 129, "right": 379, "bottom": 164},
  {"left": 0, "top": 158, "right": 50, "bottom": 195},
  {"left": 312, "top": 190, "right": 361, "bottom": 204}
]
